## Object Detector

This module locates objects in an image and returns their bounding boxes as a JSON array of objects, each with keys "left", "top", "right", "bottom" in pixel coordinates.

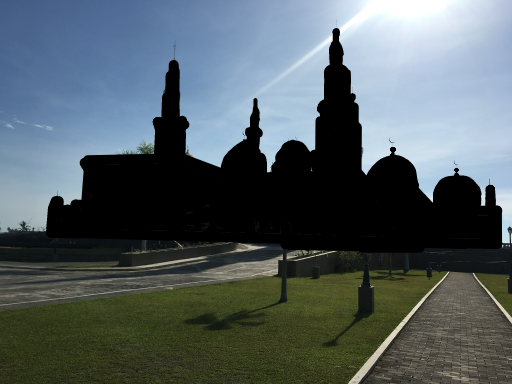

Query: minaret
[
  {"left": 244, "top": 98, "right": 263, "bottom": 151},
  {"left": 153, "top": 58, "right": 189, "bottom": 157},
  {"left": 313, "top": 28, "right": 362, "bottom": 177},
  {"left": 486, "top": 180, "right": 496, "bottom": 207}
]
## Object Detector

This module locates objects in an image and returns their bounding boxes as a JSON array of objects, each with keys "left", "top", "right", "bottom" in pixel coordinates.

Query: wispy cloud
[
  {"left": 0, "top": 120, "right": 14, "bottom": 129},
  {"left": 32, "top": 124, "right": 54, "bottom": 131},
  {"left": 11, "top": 115, "right": 54, "bottom": 131}
]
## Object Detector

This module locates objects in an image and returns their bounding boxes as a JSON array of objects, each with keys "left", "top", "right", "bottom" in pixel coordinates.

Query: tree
[
  {"left": 18, "top": 221, "right": 31, "bottom": 232},
  {"left": 116, "top": 139, "right": 154, "bottom": 155}
]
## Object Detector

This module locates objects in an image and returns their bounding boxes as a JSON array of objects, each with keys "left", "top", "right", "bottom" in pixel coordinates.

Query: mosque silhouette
[{"left": 46, "top": 28, "right": 502, "bottom": 253}]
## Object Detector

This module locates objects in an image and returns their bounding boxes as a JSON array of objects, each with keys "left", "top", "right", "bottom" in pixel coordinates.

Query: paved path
[
  {"left": 0, "top": 243, "right": 302, "bottom": 311},
  {"left": 363, "top": 272, "right": 512, "bottom": 383}
]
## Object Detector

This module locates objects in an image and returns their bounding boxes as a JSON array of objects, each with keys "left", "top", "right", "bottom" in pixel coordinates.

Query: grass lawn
[
  {"left": 474, "top": 273, "right": 512, "bottom": 316},
  {"left": 0, "top": 270, "right": 446, "bottom": 384}
]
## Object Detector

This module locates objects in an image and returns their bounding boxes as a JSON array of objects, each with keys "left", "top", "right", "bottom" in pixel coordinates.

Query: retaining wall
[
  {"left": 367, "top": 249, "right": 512, "bottom": 274},
  {"left": 119, "top": 242, "right": 240, "bottom": 267},
  {"left": 0, "top": 247, "right": 122, "bottom": 262},
  {"left": 277, "top": 251, "right": 339, "bottom": 278}
]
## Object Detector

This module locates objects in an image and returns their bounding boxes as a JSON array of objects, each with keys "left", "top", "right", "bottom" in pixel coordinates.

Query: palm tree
[{"left": 116, "top": 139, "right": 154, "bottom": 155}]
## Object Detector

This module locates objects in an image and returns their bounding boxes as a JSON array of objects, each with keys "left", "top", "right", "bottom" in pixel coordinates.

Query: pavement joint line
[
  {"left": 348, "top": 271, "right": 451, "bottom": 384},
  {"left": 0, "top": 251, "right": 242, "bottom": 272},
  {"left": 0, "top": 248, "right": 294, "bottom": 272},
  {"left": 0, "top": 274, "right": 276, "bottom": 308},
  {"left": 472, "top": 273, "right": 512, "bottom": 326}
]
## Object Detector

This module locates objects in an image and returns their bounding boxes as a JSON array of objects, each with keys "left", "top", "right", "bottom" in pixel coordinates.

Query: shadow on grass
[
  {"left": 185, "top": 301, "right": 284, "bottom": 330},
  {"left": 323, "top": 311, "right": 373, "bottom": 347},
  {"left": 354, "top": 271, "right": 411, "bottom": 281}
]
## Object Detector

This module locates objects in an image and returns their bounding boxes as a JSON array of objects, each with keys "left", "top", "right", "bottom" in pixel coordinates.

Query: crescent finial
[
  {"left": 454, "top": 160, "right": 458, "bottom": 166},
  {"left": 389, "top": 138, "right": 395, "bottom": 145}
]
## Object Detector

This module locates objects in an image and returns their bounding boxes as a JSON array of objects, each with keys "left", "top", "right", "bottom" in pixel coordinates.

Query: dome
[
  {"left": 367, "top": 147, "right": 419, "bottom": 190},
  {"left": 221, "top": 140, "right": 267, "bottom": 175},
  {"left": 433, "top": 168, "right": 481, "bottom": 208},
  {"left": 271, "top": 140, "right": 311, "bottom": 174}
]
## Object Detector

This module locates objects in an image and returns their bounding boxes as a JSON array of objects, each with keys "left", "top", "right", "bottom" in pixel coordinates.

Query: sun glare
[{"left": 367, "top": 0, "right": 449, "bottom": 18}]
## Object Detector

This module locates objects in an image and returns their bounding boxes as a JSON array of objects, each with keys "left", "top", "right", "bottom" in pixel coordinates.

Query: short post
[
  {"left": 280, "top": 249, "right": 288, "bottom": 302},
  {"left": 142, "top": 240, "right": 147, "bottom": 252},
  {"left": 358, "top": 253, "right": 374, "bottom": 313},
  {"left": 403, "top": 252, "right": 409, "bottom": 274}
]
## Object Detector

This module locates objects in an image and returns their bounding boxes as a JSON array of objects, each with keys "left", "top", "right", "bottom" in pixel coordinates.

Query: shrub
[{"left": 334, "top": 251, "right": 374, "bottom": 273}]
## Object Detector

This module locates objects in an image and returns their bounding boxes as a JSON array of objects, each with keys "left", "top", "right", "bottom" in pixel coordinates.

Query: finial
[
  {"left": 57, "top": 190, "right": 58, "bottom": 196},
  {"left": 389, "top": 138, "right": 395, "bottom": 146},
  {"left": 390, "top": 147, "right": 396, "bottom": 155},
  {"left": 454, "top": 168, "right": 459, "bottom": 175},
  {"left": 336, "top": 20, "right": 337, "bottom": 27},
  {"left": 489, "top": 179, "right": 490, "bottom": 185},
  {"left": 173, "top": 40, "right": 176, "bottom": 60},
  {"left": 454, "top": 160, "right": 458, "bottom": 166}
]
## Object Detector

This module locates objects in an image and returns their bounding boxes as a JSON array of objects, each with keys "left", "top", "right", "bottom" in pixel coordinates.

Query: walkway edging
[
  {"left": 473, "top": 273, "right": 512, "bottom": 326},
  {"left": 348, "top": 272, "right": 450, "bottom": 384}
]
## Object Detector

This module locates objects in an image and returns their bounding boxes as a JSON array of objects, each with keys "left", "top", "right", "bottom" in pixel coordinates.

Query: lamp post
[
  {"left": 427, "top": 248, "right": 432, "bottom": 279},
  {"left": 280, "top": 249, "right": 288, "bottom": 302},
  {"left": 358, "top": 252, "right": 374, "bottom": 312},
  {"left": 389, "top": 252, "right": 392, "bottom": 276},
  {"left": 508, "top": 227, "right": 512, "bottom": 293}
]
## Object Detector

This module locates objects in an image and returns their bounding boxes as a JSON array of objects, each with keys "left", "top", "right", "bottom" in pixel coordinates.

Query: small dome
[
  {"left": 433, "top": 168, "right": 481, "bottom": 208},
  {"left": 271, "top": 140, "right": 311, "bottom": 174},
  {"left": 367, "top": 147, "right": 419, "bottom": 190}
]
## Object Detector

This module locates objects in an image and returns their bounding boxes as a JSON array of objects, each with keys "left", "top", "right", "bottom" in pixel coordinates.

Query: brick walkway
[{"left": 363, "top": 272, "right": 512, "bottom": 383}]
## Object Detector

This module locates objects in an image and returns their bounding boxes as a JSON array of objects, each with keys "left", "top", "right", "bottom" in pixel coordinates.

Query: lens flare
[{"left": 367, "top": 0, "right": 449, "bottom": 18}]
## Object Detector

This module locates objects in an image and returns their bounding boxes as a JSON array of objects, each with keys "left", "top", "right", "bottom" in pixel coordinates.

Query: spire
[
  {"left": 329, "top": 28, "right": 344, "bottom": 65},
  {"left": 245, "top": 98, "right": 263, "bottom": 139},
  {"left": 153, "top": 53, "right": 189, "bottom": 157}
]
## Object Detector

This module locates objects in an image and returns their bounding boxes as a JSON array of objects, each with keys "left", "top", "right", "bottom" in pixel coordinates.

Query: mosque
[{"left": 46, "top": 28, "right": 502, "bottom": 252}]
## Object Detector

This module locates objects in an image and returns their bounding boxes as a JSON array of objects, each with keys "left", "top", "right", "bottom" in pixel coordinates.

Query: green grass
[
  {"left": 474, "top": 273, "right": 512, "bottom": 316},
  {"left": 0, "top": 270, "right": 446, "bottom": 384}
]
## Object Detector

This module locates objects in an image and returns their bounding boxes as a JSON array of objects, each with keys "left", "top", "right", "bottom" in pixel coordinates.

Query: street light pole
[
  {"left": 508, "top": 227, "right": 512, "bottom": 293},
  {"left": 280, "top": 249, "right": 288, "bottom": 302},
  {"left": 362, "top": 253, "right": 371, "bottom": 287}
]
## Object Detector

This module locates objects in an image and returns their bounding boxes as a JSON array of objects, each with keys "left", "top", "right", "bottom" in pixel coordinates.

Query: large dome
[
  {"left": 433, "top": 168, "right": 481, "bottom": 208},
  {"left": 271, "top": 140, "right": 311, "bottom": 174},
  {"left": 367, "top": 147, "right": 419, "bottom": 190}
]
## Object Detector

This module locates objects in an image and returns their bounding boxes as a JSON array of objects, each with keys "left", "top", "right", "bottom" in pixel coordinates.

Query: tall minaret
[
  {"left": 245, "top": 98, "right": 263, "bottom": 151},
  {"left": 313, "top": 28, "right": 362, "bottom": 177},
  {"left": 153, "top": 58, "right": 189, "bottom": 157}
]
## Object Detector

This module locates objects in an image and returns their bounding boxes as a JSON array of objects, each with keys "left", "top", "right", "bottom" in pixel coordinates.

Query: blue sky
[{"left": 1, "top": 0, "right": 511, "bottom": 243}]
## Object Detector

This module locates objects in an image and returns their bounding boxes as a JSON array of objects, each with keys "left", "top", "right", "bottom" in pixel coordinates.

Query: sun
[{"left": 366, "top": 0, "right": 449, "bottom": 18}]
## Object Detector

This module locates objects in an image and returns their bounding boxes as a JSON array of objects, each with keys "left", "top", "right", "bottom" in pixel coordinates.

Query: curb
[
  {"left": 348, "top": 271, "right": 450, "bottom": 384},
  {"left": 473, "top": 273, "right": 512, "bottom": 326},
  {"left": 0, "top": 248, "right": 247, "bottom": 272}
]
